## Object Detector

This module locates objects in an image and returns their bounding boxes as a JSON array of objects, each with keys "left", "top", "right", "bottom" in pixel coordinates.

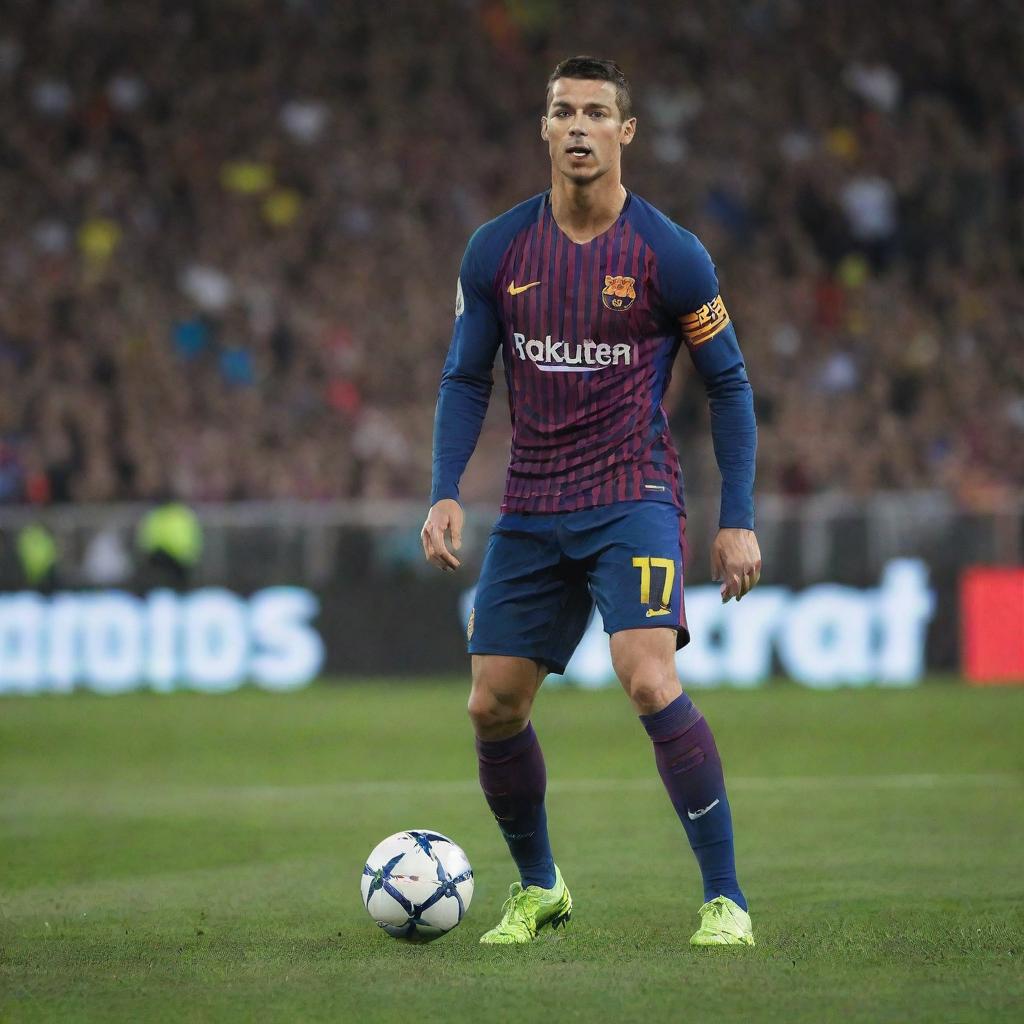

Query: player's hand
[
  {"left": 711, "top": 529, "right": 762, "bottom": 603},
  {"left": 421, "top": 499, "right": 464, "bottom": 572}
]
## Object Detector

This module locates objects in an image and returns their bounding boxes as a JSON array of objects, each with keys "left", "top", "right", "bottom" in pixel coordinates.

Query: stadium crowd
[{"left": 0, "top": 0, "right": 1021, "bottom": 509}]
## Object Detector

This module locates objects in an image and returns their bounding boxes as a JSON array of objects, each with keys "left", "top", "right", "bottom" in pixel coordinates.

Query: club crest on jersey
[{"left": 602, "top": 275, "right": 637, "bottom": 311}]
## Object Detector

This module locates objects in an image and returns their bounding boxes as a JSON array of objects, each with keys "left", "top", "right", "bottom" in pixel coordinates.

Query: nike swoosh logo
[
  {"left": 646, "top": 608, "right": 671, "bottom": 617},
  {"left": 508, "top": 280, "right": 541, "bottom": 296},
  {"left": 687, "top": 799, "right": 720, "bottom": 820}
]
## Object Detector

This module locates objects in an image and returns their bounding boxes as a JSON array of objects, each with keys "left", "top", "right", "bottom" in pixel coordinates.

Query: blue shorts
[{"left": 468, "top": 500, "right": 689, "bottom": 675}]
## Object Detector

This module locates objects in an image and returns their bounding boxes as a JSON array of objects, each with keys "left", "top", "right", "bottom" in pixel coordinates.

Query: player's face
[{"left": 541, "top": 78, "right": 636, "bottom": 185}]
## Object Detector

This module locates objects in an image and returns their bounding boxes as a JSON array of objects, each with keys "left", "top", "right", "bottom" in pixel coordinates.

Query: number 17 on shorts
[{"left": 632, "top": 556, "right": 676, "bottom": 617}]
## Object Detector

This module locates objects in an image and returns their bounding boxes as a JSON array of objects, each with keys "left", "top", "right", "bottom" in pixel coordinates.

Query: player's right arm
[{"left": 423, "top": 231, "right": 502, "bottom": 572}]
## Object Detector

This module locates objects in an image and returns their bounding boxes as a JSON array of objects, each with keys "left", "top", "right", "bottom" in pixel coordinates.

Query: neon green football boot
[
  {"left": 479, "top": 865, "right": 572, "bottom": 944},
  {"left": 689, "top": 896, "right": 755, "bottom": 947}
]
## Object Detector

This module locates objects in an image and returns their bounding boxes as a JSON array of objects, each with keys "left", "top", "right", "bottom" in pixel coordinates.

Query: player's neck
[{"left": 549, "top": 174, "right": 627, "bottom": 244}]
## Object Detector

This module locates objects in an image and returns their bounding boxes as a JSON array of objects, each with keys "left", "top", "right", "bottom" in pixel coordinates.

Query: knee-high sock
[
  {"left": 476, "top": 723, "right": 556, "bottom": 890},
  {"left": 640, "top": 693, "right": 746, "bottom": 910}
]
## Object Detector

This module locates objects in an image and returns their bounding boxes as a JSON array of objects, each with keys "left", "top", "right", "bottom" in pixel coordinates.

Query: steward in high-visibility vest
[
  {"left": 16, "top": 522, "right": 58, "bottom": 590},
  {"left": 137, "top": 502, "right": 202, "bottom": 588}
]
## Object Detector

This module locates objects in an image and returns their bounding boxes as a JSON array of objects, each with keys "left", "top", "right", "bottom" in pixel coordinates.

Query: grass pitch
[{"left": 2, "top": 680, "right": 1022, "bottom": 1023}]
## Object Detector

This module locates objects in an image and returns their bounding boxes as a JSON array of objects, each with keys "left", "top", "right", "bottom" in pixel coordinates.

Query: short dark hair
[{"left": 546, "top": 56, "right": 633, "bottom": 121}]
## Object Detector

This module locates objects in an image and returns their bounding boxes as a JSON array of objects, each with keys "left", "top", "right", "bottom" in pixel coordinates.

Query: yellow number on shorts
[{"left": 631, "top": 556, "right": 675, "bottom": 611}]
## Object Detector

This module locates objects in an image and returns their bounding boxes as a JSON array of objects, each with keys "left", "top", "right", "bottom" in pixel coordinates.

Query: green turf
[{"left": 1, "top": 681, "right": 1022, "bottom": 1023}]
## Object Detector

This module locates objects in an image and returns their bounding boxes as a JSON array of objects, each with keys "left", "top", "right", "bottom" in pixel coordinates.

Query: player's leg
[
  {"left": 468, "top": 653, "right": 554, "bottom": 887},
  {"left": 467, "top": 513, "right": 588, "bottom": 943},
  {"left": 583, "top": 502, "right": 752, "bottom": 946},
  {"left": 609, "top": 627, "right": 751, "bottom": 943},
  {"left": 469, "top": 655, "right": 572, "bottom": 943}
]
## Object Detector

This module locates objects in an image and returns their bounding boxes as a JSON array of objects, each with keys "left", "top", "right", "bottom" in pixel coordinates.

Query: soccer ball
[{"left": 361, "top": 830, "right": 474, "bottom": 942}]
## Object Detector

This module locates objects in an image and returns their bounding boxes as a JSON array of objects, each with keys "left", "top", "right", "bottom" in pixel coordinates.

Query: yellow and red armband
[{"left": 680, "top": 295, "right": 731, "bottom": 348}]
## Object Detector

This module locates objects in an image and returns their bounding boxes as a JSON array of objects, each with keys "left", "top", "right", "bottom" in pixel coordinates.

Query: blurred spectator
[
  {"left": 82, "top": 526, "right": 133, "bottom": 585},
  {"left": 0, "top": 0, "right": 1019, "bottom": 510},
  {"left": 137, "top": 502, "right": 203, "bottom": 589},
  {"left": 16, "top": 523, "right": 57, "bottom": 590}
]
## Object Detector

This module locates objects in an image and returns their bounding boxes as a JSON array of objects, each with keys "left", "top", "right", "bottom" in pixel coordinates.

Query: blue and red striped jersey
[{"left": 431, "top": 190, "right": 756, "bottom": 527}]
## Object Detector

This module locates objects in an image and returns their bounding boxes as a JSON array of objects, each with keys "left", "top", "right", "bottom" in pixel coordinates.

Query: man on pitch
[{"left": 422, "top": 56, "right": 761, "bottom": 946}]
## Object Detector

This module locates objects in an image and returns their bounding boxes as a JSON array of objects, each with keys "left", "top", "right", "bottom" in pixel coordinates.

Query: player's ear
[
  {"left": 540, "top": 116, "right": 549, "bottom": 141},
  {"left": 620, "top": 117, "right": 637, "bottom": 147}
]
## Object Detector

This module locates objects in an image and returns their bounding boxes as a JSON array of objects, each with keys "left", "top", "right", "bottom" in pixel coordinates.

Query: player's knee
[
  {"left": 467, "top": 690, "right": 530, "bottom": 737},
  {"left": 467, "top": 679, "right": 532, "bottom": 737},
  {"left": 467, "top": 656, "right": 542, "bottom": 738},
  {"left": 620, "top": 660, "right": 681, "bottom": 715}
]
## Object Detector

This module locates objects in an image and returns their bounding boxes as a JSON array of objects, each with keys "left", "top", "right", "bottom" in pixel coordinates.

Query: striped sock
[
  {"left": 476, "top": 723, "right": 556, "bottom": 890},
  {"left": 640, "top": 693, "right": 746, "bottom": 910}
]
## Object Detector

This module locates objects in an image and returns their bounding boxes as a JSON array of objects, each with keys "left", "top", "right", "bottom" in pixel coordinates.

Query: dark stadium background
[
  {"left": 0, "top": 4, "right": 1021, "bottom": 1021},
  {"left": 0, "top": 0, "right": 1020, "bottom": 686}
]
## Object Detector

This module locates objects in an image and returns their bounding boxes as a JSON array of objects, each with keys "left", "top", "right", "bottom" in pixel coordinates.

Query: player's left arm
[
  {"left": 665, "top": 231, "right": 760, "bottom": 602},
  {"left": 687, "top": 315, "right": 760, "bottom": 603}
]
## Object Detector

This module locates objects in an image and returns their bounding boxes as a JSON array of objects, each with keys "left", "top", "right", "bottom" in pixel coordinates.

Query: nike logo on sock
[{"left": 687, "top": 799, "right": 720, "bottom": 820}]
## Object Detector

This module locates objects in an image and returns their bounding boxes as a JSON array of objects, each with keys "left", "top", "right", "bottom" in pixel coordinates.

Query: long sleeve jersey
[{"left": 430, "top": 190, "right": 757, "bottom": 528}]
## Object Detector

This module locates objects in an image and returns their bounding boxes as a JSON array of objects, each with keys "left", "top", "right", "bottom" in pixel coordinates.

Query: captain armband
[{"left": 680, "top": 295, "right": 731, "bottom": 348}]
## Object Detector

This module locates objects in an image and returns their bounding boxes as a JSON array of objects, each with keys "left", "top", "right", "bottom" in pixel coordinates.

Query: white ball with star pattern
[{"left": 361, "top": 830, "right": 474, "bottom": 942}]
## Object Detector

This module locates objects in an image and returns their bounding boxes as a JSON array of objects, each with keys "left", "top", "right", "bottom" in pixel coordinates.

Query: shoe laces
[
  {"left": 497, "top": 883, "right": 542, "bottom": 935},
  {"left": 701, "top": 897, "right": 731, "bottom": 925}
]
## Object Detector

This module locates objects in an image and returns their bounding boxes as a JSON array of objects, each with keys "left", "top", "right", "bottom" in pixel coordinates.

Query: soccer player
[{"left": 421, "top": 56, "right": 761, "bottom": 947}]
